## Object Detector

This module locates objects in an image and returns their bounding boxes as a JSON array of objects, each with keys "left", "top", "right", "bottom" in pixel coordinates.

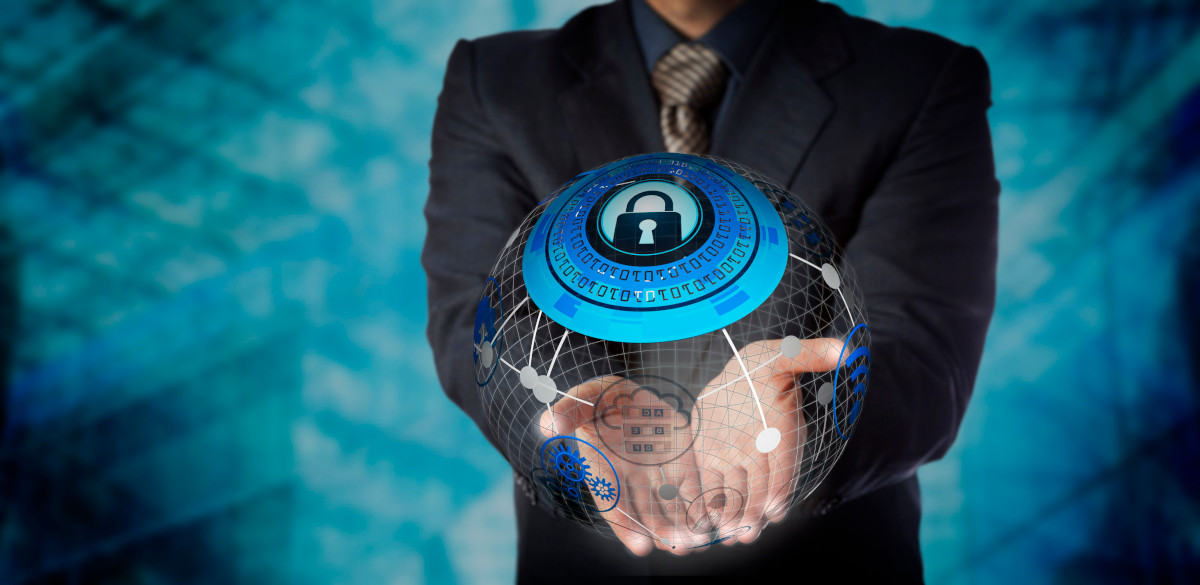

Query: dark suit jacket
[{"left": 423, "top": 0, "right": 998, "bottom": 581}]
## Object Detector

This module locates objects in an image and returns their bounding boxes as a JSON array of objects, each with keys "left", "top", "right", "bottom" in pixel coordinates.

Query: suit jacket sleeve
[
  {"left": 423, "top": 39, "right": 540, "bottom": 453},
  {"left": 424, "top": 40, "right": 625, "bottom": 457},
  {"left": 815, "top": 46, "right": 999, "bottom": 507}
]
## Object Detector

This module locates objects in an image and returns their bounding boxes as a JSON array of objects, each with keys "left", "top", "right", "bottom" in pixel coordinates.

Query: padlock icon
[{"left": 611, "top": 191, "right": 683, "bottom": 254}]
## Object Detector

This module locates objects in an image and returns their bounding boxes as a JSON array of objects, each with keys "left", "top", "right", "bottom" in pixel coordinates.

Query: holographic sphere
[{"left": 471, "top": 153, "right": 870, "bottom": 551}]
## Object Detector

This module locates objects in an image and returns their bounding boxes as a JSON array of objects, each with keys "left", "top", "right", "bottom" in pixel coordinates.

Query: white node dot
[
  {"left": 478, "top": 341, "right": 494, "bottom": 368},
  {"left": 817, "top": 382, "right": 834, "bottom": 406},
  {"left": 780, "top": 335, "right": 802, "bottom": 359},
  {"left": 533, "top": 375, "right": 558, "bottom": 403},
  {"left": 821, "top": 263, "right": 841, "bottom": 289},
  {"left": 520, "top": 366, "right": 538, "bottom": 389},
  {"left": 658, "top": 484, "right": 678, "bottom": 500},
  {"left": 756, "top": 427, "right": 782, "bottom": 453}
]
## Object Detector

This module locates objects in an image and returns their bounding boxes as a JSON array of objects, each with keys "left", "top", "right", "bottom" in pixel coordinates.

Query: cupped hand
[
  {"left": 537, "top": 336, "right": 841, "bottom": 555},
  {"left": 539, "top": 376, "right": 709, "bottom": 555},
  {"left": 691, "top": 337, "right": 841, "bottom": 545}
]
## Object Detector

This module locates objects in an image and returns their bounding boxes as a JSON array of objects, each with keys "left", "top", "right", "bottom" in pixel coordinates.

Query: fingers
[
  {"left": 614, "top": 472, "right": 662, "bottom": 556},
  {"left": 693, "top": 466, "right": 748, "bottom": 549},
  {"left": 761, "top": 376, "right": 806, "bottom": 523},
  {"left": 738, "top": 452, "right": 772, "bottom": 544},
  {"left": 761, "top": 337, "right": 843, "bottom": 374},
  {"left": 575, "top": 426, "right": 655, "bottom": 556},
  {"left": 719, "top": 466, "right": 750, "bottom": 546},
  {"left": 766, "top": 414, "right": 805, "bottom": 523},
  {"left": 629, "top": 470, "right": 679, "bottom": 555},
  {"left": 539, "top": 375, "right": 623, "bottom": 437},
  {"left": 649, "top": 461, "right": 706, "bottom": 554},
  {"left": 764, "top": 451, "right": 794, "bottom": 523},
  {"left": 695, "top": 466, "right": 725, "bottom": 535},
  {"left": 763, "top": 453, "right": 793, "bottom": 523},
  {"left": 607, "top": 483, "right": 656, "bottom": 556},
  {"left": 633, "top": 465, "right": 694, "bottom": 556},
  {"left": 652, "top": 452, "right": 701, "bottom": 529}
]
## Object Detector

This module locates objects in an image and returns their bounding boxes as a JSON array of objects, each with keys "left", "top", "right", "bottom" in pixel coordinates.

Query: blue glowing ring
[
  {"left": 522, "top": 153, "right": 788, "bottom": 343},
  {"left": 540, "top": 435, "right": 620, "bottom": 513},
  {"left": 831, "top": 323, "right": 870, "bottom": 440}
]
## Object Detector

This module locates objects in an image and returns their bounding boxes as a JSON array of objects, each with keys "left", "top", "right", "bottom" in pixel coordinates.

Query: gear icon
[
  {"left": 586, "top": 476, "right": 616, "bottom": 502},
  {"left": 564, "top": 483, "right": 582, "bottom": 500},
  {"left": 551, "top": 443, "right": 590, "bottom": 483}
]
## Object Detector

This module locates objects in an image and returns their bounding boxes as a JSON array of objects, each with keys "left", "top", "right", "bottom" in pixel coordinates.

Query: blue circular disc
[
  {"left": 522, "top": 153, "right": 788, "bottom": 343},
  {"left": 540, "top": 436, "right": 621, "bottom": 513}
]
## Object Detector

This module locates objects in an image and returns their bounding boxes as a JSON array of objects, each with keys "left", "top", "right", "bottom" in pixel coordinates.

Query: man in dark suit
[{"left": 423, "top": 0, "right": 998, "bottom": 581}]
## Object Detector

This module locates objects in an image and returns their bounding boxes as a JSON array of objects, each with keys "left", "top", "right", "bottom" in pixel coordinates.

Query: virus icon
[
  {"left": 586, "top": 476, "right": 616, "bottom": 502},
  {"left": 551, "top": 443, "right": 590, "bottom": 484}
]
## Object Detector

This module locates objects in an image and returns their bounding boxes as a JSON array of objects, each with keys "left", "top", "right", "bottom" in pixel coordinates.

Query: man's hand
[
  {"left": 542, "top": 375, "right": 708, "bottom": 554},
  {"left": 692, "top": 337, "right": 841, "bottom": 544},
  {"left": 539, "top": 336, "right": 842, "bottom": 556}
]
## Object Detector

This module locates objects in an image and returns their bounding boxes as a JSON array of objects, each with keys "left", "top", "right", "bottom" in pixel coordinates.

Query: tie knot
[{"left": 651, "top": 42, "right": 729, "bottom": 108}]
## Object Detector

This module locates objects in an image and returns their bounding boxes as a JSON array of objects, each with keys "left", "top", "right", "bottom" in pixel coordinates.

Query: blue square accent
[
  {"left": 554, "top": 294, "right": 581, "bottom": 318},
  {"left": 714, "top": 289, "right": 751, "bottom": 316}
]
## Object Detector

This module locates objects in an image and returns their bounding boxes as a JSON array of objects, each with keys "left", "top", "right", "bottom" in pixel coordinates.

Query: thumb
[
  {"left": 771, "top": 337, "right": 843, "bottom": 374},
  {"left": 538, "top": 375, "right": 622, "bottom": 437}
]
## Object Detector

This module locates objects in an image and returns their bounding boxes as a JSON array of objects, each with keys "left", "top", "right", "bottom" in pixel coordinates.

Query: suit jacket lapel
[
  {"left": 556, "top": 0, "right": 849, "bottom": 184},
  {"left": 712, "top": 1, "right": 849, "bottom": 186},
  {"left": 559, "top": 0, "right": 663, "bottom": 172}
]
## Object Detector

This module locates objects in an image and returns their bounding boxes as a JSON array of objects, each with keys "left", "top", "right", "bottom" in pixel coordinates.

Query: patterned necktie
[{"left": 651, "top": 42, "right": 730, "bottom": 154}]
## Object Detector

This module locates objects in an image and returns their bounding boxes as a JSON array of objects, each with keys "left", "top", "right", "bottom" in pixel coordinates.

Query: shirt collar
[{"left": 630, "top": 0, "right": 781, "bottom": 80}]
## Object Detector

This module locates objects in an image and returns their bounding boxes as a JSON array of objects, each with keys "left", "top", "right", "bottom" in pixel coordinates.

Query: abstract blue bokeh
[{"left": 1, "top": 1, "right": 1197, "bottom": 583}]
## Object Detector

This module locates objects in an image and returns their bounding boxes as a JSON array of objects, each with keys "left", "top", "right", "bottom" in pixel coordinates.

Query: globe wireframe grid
[{"left": 470, "top": 153, "right": 870, "bottom": 551}]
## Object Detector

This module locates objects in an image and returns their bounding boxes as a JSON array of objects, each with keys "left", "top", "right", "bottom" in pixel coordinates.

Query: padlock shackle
[{"left": 625, "top": 191, "right": 673, "bottom": 212}]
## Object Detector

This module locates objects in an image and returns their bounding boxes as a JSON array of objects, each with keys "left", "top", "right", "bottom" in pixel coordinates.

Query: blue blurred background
[{"left": 1, "top": 0, "right": 1198, "bottom": 583}]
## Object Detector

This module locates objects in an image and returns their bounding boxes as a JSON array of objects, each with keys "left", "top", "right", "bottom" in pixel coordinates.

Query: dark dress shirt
[{"left": 630, "top": 0, "right": 780, "bottom": 133}]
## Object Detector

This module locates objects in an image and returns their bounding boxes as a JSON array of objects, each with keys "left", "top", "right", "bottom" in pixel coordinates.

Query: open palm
[{"left": 540, "top": 336, "right": 841, "bottom": 555}]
